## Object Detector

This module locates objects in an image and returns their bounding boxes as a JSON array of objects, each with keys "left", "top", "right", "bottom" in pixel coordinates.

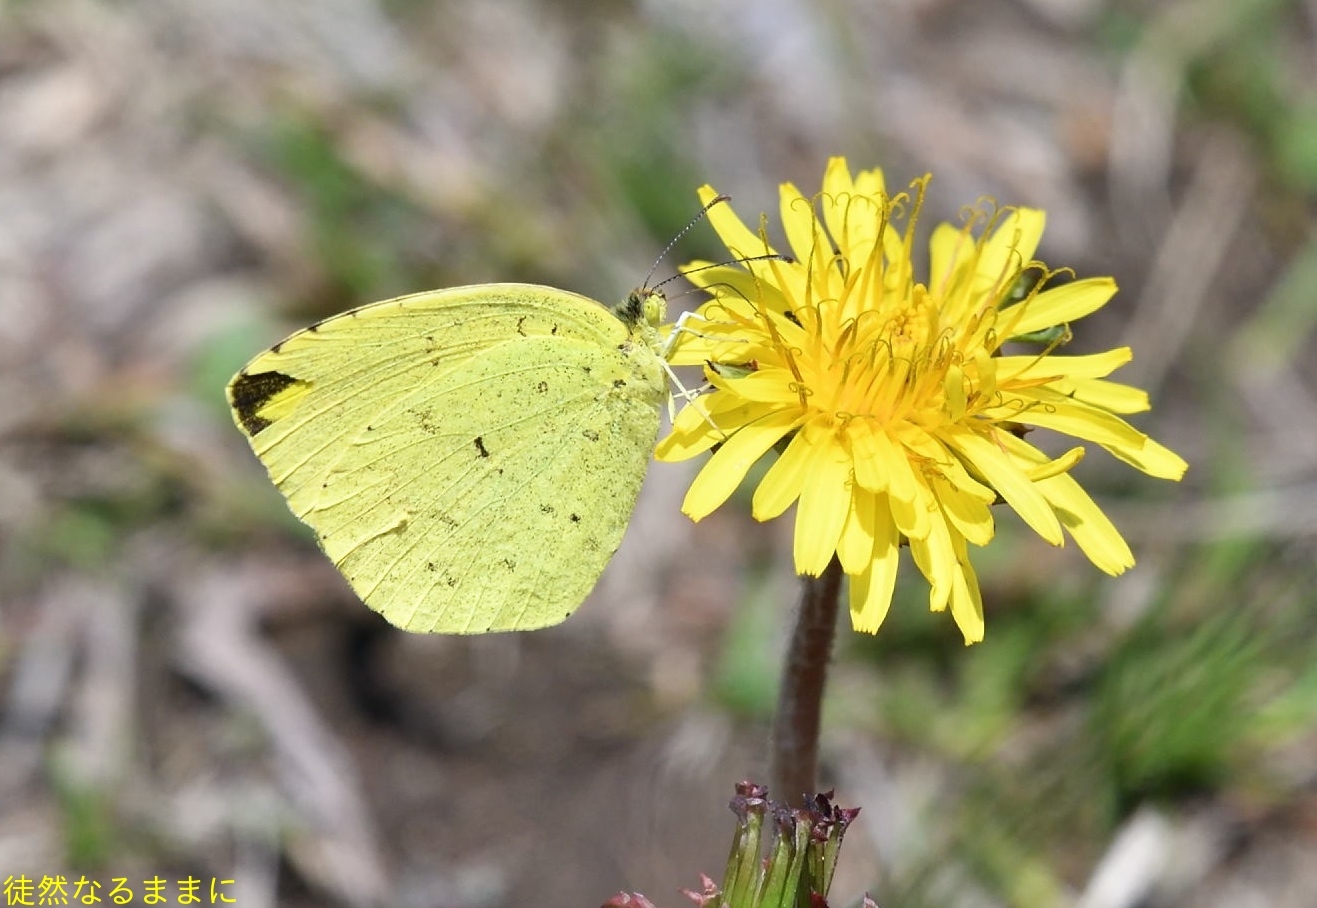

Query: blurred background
[{"left": 1, "top": 0, "right": 1315, "bottom": 905}]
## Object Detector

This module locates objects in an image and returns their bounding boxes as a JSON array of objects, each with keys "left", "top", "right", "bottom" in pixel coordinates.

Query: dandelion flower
[{"left": 657, "top": 157, "right": 1187, "bottom": 644}]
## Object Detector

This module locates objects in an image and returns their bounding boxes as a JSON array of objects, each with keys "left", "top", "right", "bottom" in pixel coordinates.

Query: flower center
[{"left": 790, "top": 280, "right": 959, "bottom": 433}]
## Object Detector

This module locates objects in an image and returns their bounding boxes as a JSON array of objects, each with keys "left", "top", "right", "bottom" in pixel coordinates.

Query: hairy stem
[{"left": 770, "top": 557, "right": 843, "bottom": 803}]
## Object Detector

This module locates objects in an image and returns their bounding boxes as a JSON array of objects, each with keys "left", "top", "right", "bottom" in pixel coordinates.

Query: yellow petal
[
  {"left": 1105, "top": 436, "right": 1189, "bottom": 481},
  {"left": 1022, "top": 445, "right": 1084, "bottom": 482},
  {"left": 680, "top": 262, "right": 759, "bottom": 295},
  {"left": 944, "top": 362, "right": 967, "bottom": 422},
  {"left": 708, "top": 366, "right": 806, "bottom": 404},
  {"left": 990, "top": 390, "right": 1140, "bottom": 444},
  {"left": 821, "top": 156, "right": 856, "bottom": 199},
  {"left": 995, "top": 347, "right": 1133, "bottom": 382},
  {"left": 871, "top": 427, "right": 920, "bottom": 506},
  {"left": 850, "top": 164, "right": 887, "bottom": 199},
  {"left": 821, "top": 161, "right": 888, "bottom": 277},
  {"left": 794, "top": 439, "right": 854, "bottom": 575},
  {"left": 690, "top": 291, "right": 806, "bottom": 351},
  {"left": 666, "top": 284, "right": 791, "bottom": 365},
  {"left": 909, "top": 509, "right": 955, "bottom": 613},
  {"left": 972, "top": 345, "right": 999, "bottom": 403},
  {"left": 928, "top": 221, "right": 973, "bottom": 297},
  {"left": 845, "top": 419, "right": 889, "bottom": 494},
  {"left": 837, "top": 487, "right": 876, "bottom": 574},
  {"left": 974, "top": 206, "right": 1053, "bottom": 305},
  {"left": 996, "top": 390, "right": 1187, "bottom": 479},
  {"left": 1036, "top": 471, "right": 1135, "bottom": 574},
  {"left": 997, "top": 433, "right": 1135, "bottom": 574},
  {"left": 700, "top": 185, "right": 777, "bottom": 265},
  {"left": 679, "top": 409, "right": 802, "bottom": 519},
  {"left": 977, "top": 207, "right": 1046, "bottom": 287},
  {"left": 930, "top": 473, "right": 994, "bottom": 546},
  {"left": 947, "top": 533, "right": 985, "bottom": 644},
  {"left": 900, "top": 428, "right": 996, "bottom": 504},
  {"left": 889, "top": 480, "right": 933, "bottom": 541},
  {"left": 848, "top": 514, "right": 900, "bottom": 633},
  {"left": 657, "top": 395, "right": 765, "bottom": 461},
  {"left": 997, "top": 276, "right": 1117, "bottom": 338},
  {"left": 942, "top": 426, "right": 1064, "bottom": 545},
  {"left": 751, "top": 424, "right": 815, "bottom": 520},
  {"left": 780, "top": 182, "right": 836, "bottom": 295},
  {"left": 1049, "top": 379, "right": 1150, "bottom": 414}
]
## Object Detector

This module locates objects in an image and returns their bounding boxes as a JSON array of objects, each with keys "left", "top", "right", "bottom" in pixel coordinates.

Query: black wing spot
[
  {"left": 474, "top": 436, "right": 490, "bottom": 458},
  {"left": 229, "top": 370, "right": 300, "bottom": 435},
  {"left": 307, "top": 310, "right": 338, "bottom": 332},
  {"left": 500, "top": 557, "right": 516, "bottom": 570},
  {"left": 551, "top": 324, "right": 559, "bottom": 335},
  {"left": 536, "top": 380, "right": 549, "bottom": 393},
  {"left": 613, "top": 378, "right": 626, "bottom": 389},
  {"left": 516, "top": 316, "right": 528, "bottom": 336},
  {"left": 582, "top": 429, "right": 600, "bottom": 442},
  {"left": 540, "top": 503, "right": 556, "bottom": 515},
  {"left": 569, "top": 513, "right": 581, "bottom": 523}
]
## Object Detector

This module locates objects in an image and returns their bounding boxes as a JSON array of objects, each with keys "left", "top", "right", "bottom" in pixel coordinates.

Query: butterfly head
[{"left": 617, "top": 285, "right": 668, "bottom": 331}]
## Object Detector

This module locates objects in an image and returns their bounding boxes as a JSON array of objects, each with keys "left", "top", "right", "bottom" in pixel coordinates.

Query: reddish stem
[{"left": 770, "top": 557, "right": 843, "bottom": 803}]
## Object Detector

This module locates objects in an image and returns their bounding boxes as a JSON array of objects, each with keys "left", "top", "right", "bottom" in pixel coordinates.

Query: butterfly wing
[{"left": 228, "top": 284, "right": 666, "bottom": 632}]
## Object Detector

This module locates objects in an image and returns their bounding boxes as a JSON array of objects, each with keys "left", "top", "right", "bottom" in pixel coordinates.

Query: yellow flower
[{"left": 657, "top": 157, "right": 1187, "bottom": 644}]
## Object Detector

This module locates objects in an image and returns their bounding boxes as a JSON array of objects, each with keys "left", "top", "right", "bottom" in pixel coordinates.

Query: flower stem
[{"left": 770, "top": 557, "right": 843, "bottom": 803}]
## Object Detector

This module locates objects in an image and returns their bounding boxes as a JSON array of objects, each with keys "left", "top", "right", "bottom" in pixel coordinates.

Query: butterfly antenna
[
  {"left": 641, "top": 194, "right": 732, "bottom": 291},
  {"left": 680, "top": 253, "right": 792, "bottom": 280},
  {"left": 652, "top": 252, "right": 794, "bottom": 296}
]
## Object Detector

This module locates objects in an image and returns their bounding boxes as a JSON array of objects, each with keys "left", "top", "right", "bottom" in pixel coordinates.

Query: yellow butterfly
[{"left": 228, "top": 283, "right": 668, "bottom": 633}]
